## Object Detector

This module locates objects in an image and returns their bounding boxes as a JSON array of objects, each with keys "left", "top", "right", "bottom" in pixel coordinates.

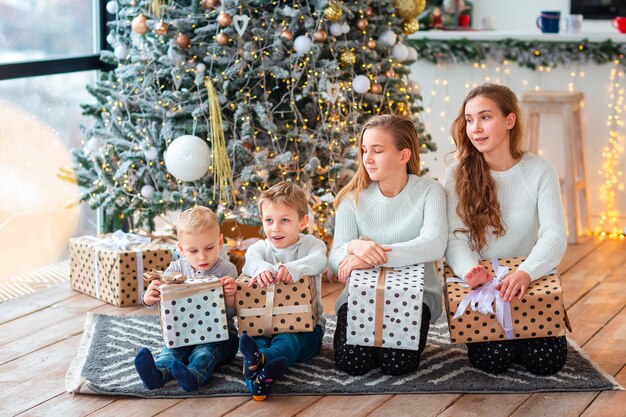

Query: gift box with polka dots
[
  {"left": 346, "top": 264, "right": 426, "bottom": 351},
  {"left": 443, "top": 258, "right": 572, "bottom": 344},
  {"left": 159, "top": 276, "right": 229, "bottom": 348},
  {"left": 69, "top": 235, "right": 172, "bottom": 307},
  {"left": 235, "top": 275, "right": 318, "bottom": 337}
]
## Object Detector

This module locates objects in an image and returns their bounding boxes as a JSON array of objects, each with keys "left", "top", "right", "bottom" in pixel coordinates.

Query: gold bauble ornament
[
  {"left": 218, "top": 11, "right": 232, "bottom": 27},
  {"left": 280, "top": 29, "right": 293, "bottom": 41},
  {"left": 384, "top": 68, "right": 396, "bottom": 78},
  {"left": 340, "top": 50, "right": 356, "bottom": 66},
  {"left": 365, "top": 6, "right": 376, "bottom": 17},
  {"left": 366, "top": 39, "right": 376, "bottom": 49},
  {"left": 370, "top": 82, "right": 383, "bottom": 94},
  {"left": 313, "top": 29, "right": 328, "bottom": 42},
  {"left": 200, "top": 0, "right": 220, "bottom": 10},
  {"left": 215, "top": 32, "right": 230, "bottom": 45},
  {"left": 355, "top": 18, "right": 369, "bottom": 31},
  {"left": 328, "top": 113, "right": 341, "bottom": 123},
  {"left": 324, "top": 0, "right": 342, "bottom": 22},
  {"left": 155, "top": 20, "right": 169, "bottom": 35},
  {"left": 176, "top": 34, "right": 191, "bottom": 48},
  {"left": 402, "top": 19, "right": 420, "bottom": 34},
  {"left": 394, "top": 0, "right": 425, "bottom": 20},
  {"left": 131, "top": 14, "right": 148, "bottom": 34}
]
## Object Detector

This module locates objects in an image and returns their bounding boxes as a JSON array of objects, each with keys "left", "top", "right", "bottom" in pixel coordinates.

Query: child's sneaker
[
  {"left": 134, "top": 347, "right": 165, "bottom": 389},
  {"left": 240, "top": 332, "right": 264, "bottom": 380},
  {"left": 251, "top": 357, "right": 288, "bottom": 401}
]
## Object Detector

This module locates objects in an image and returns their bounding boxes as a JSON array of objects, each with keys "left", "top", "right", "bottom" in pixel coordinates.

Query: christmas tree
[{"left": 72, "top": 0, "right": 435, "bottom": 235}]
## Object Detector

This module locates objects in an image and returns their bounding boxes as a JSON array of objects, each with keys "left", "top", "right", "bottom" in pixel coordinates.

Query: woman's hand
[
  {"left": 464, "top": 265, "right": 492, "bottom": 287},
  {"left": 496, "top": 270, "right": 531, "bottom": 302},
  {"left": 143, "top": 280, "right": 162, "bottom": 306},
  {"left": 338, "top": 254, "right": 372, "bottom": 283},
  {"left": 348, "top": 239, "right": 391, "bottom": 266}
]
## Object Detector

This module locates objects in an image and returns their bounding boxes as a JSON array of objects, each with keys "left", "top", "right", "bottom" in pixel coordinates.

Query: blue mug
[{"left": 537, "top": 11, "right": 561, "bottom": 33}]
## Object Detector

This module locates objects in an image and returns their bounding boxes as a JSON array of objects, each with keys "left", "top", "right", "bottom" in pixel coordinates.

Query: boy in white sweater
[{"left": 239, "top": 181, "right": 327, "bottom": 400}]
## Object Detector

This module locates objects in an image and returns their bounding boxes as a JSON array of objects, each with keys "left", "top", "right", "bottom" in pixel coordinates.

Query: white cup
[
  {"left": 481, "top": 16, "right": 496, "bottom": 30},
  {"left": 565, "top": 14, "right": 583, "bottom": 34}
]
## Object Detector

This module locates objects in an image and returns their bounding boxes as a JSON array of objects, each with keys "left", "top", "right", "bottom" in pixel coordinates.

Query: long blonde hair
[
  {"left": 450, "top": 83, "right": 525, "bottom": 253},
  {"left": 334, "top": 114, "right": 421, "bottom": 209}
]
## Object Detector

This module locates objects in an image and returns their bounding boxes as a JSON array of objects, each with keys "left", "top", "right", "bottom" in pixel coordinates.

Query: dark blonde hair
[
  {"left": 176, "top": 206, "right": 219, "bottom": 237},
  {"left": 334, "top": 114, "right": 421, "bottom": 208},
  {"left": 450, "top": 83, "right": 525, "bottom": 253},
  {"left": 258, "top": 181, "right": 309, "bottom": 219}
]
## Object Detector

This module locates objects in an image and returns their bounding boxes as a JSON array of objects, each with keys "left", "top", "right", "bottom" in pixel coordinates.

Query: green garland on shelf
[{"left": 408, "top": 38, "right": 626, "bottom": 70}]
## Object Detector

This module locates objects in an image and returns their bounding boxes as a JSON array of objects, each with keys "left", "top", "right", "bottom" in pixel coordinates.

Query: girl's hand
[
  {"left": 348, "top": 239, "right": 391, "bottom": 266},
  {"left": 496, "top": 270, "right": 531, "bottom": 302},
  {"left": 338, "top": 254, "right": 372, "bottom": 283},
  {"left": 143, "top": 280, "right": 162, "bottom": 306},
  {"left": 249, "top": 270, "right": 274, "bottom": 287},
  {"left": 464, "top": 265, "right": 492, "bottom": 287},
  {"left": 275, "top": 265, "right": 293, "bottom": 284},
  {"left": 220, "top": 276, "right": 237, "bottom": 307}
]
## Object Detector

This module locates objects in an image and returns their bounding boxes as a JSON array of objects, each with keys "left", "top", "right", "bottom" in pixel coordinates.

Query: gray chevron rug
[{"left": 66, "top": 313, "right": 621, "bottom": 398}]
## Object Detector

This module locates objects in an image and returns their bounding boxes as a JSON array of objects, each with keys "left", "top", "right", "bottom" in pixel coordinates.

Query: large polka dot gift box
[
  {"left": 235, "top": 275, "right": 318, "bottom": 337},
  {"left": 443, "top": 258, "right": 572, "bottom": 344},
  {"left": 159, "top": 276, "right": 229, "bottom": 348},
  {"left": 69, "top": 232, "right": 172, "bottom": 307},
  {"left": 347, "top": 264, "right": 425, "bottom": 351}
]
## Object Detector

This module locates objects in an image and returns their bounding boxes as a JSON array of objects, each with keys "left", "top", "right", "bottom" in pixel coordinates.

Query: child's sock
[
  {"left": 240, "top": 332, "right": 264, "bottom": 380},
  {"left": 251, "top": 357, "right": 288, "bottom": 401},
  {"left": 171, "top": 359, "right": 198, "bottom": 392},
  {"left": 134, "top": 348, "right": 164, "bottom": 389}
]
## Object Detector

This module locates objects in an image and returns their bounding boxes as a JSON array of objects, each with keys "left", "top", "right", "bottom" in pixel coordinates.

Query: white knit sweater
[
  {"left": 444, "top": 152, "right": 567, "bottom": 281},
  {"left": 329, "top": 174, "right": 448, "bottom": 322}
]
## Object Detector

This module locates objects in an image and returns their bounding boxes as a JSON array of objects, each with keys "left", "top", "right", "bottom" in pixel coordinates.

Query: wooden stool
[{"left": 522, "top": 91, "right": 590, "bottom": 244}]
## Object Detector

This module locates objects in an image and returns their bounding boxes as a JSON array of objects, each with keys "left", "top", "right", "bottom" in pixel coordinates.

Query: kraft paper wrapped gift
[
  {"left": 443, "top": 258, "right": 572, "bottom": 344},
  {"left": 346, "top": 264, "right": 426, "bottom": 351},
  {"left": 69, "top": 230, "right": 172, "bottom": 307},
  {"left": 235, "top": 275, "right": 318, "bottom": 337},
  {"left": 159, "top": 276, "right": 229, "bottom": 348}
]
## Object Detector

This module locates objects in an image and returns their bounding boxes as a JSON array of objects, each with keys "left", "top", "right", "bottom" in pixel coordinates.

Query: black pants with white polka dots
[
  {"left": 334, "top": 303, "right": 431, "bottom": 376},
  {"left": 466, "top": 335, "right": 567, "bottom": 375}
]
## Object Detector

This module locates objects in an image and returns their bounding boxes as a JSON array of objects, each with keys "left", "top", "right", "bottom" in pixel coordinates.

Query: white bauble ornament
[
  {"left": 293, "top": 35, "right": 312, "bottom": 55},
  {"left": 391, "top": 43, "right": 409, "bottom": 61},
  {"left": 86, "top": 137, "right": 102, "bottom": 153},
  {"left": 144, "top": 146, "right": 158, "bottom": 161},
  {"left": 141, "top": 184, "right": 155, "bottom": 198},
  {"left": 329, "top": 22, "right": 343, "bottom": 37},
  {"left": 114, "top": 44, "right": 127, "bottom": 60},
  {"left": 196, "top": 63, "right": 206, "bottom": 73},
  {"left": 341, "top": 23, "right": 350, "bottom": 34},
  {"left": 106, "top": 33, "right": 116, "bottom": 46},
  {"left": 106, "top": 1, "right": 118, "bottom": 14},
  {"left": 164, "top": 135, "right": 211, "bottom": 182},
  {"left": 161, "top": 189, "right": 171, "bottom": 201},
  {"left": 352, "top": 75, "right": 371, "bottom": 94},
  {"left": 407, "top": 46, "right": 418, "bottom": 61},
  {"left": 378, "top": 30, "right": 397, "bottom": 47}
]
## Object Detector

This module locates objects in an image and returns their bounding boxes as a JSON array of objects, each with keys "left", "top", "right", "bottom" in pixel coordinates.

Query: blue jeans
[
  {"left": 245, "top": 326, "right": 324, "bottom": 391},
  {"left": 155, "top": 332, "right": 239, "bottom": 386}
]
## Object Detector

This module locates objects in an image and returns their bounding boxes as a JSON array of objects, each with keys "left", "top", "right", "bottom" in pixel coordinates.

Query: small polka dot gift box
[
  {"left": 159, "top": 276, "right": 229, "bottom": 348},
  {"left": 235, "top": 275, "right": 318, "bottom": 337},
  {"left": 347, "top": 265, "right": 426, "bottom": 351},
  {"left": 443, "top": 258, "right": 572, "bottom": 344},
  {"left": 69, "top": 231, "right": 172, "bottom": 307}
]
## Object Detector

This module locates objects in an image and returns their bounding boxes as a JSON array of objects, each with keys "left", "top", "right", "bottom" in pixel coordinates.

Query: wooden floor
[{"left": 1, "top": 238, "right": 624, "bottom": 417}]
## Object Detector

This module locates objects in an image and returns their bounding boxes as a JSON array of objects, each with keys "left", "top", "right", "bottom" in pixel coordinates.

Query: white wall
[{"left": 410, "top": 1, "right": 626, "bottom": 231}]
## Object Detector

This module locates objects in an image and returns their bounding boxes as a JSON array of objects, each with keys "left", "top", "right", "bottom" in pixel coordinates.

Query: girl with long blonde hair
[
  {"left": 330, "top": 114, "right": 447, "bottom": 376},
  {"left": 445, "top": 83, "right": 567, "bottom": 375}
]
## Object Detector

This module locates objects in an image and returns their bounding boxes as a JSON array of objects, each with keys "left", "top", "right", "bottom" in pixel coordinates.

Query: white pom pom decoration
[
  {"left": 144, "top": 146, "right": 158, "bottom": 161},
  {"left": 114, "top": 44, "right": 127, "bottom": 60},
  {"left": 141, "top": 184, "right": 155, "bottom": 198}
]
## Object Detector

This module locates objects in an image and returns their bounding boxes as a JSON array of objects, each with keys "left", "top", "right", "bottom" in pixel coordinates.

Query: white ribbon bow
[{"left": 447, "top": 259, "right": 514, "bottom": 340}]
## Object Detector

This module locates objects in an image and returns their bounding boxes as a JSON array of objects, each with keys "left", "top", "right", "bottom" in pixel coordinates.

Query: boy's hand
[
  {"left": 220, "top": 276, "right": 237, "bottom": 307},
  {"left": 143, "top": 280, "right": 162, "bottom": 306},
  {"left": 464, "top": 265, "right": 492, "bottom": 287},
  {"left": 249, "top": 270, "right": 274, "bottom": 287},
  {"left": 338, "top": 254, "right": 371, "bottom": 283},
  {"left": 275, "top": 265, "right": 293, "bottom": 284},
  {"left": 348, "top": 239, "right": 391, "bottom": 267},
  {"left": 497, "top": 270, "right": 531, "bottom": 302}
]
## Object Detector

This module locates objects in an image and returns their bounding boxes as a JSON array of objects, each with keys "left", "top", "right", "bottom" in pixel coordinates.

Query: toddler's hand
[
  {"left": 143, "top": 280, "right": 162, "bottom": 306},
  {"left": 220, "top": 276, "right": 237, "bottom": 307}
]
